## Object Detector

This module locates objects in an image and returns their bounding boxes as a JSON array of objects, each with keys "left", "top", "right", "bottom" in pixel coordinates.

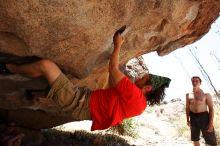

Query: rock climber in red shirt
[{"left": 0, "top": 28, "right": 171, "bottom": 131}]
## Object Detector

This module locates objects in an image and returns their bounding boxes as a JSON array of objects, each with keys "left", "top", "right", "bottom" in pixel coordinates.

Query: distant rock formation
[{"left": 123, "top": 56, "right": 149, "bottom": 81}]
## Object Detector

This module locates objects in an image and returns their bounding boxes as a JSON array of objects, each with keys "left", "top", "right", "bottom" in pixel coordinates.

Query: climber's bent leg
[
  {"left": 45, "top": 73, "right": 92, "bottom": 120},
  {"left": 6, "top": 59, "right": 61, "bottom": 85}
]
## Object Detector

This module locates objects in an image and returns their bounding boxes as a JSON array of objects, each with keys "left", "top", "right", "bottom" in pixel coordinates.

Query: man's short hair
[{"left": 191, "top": 76, "right": 202, "bottom": 83}]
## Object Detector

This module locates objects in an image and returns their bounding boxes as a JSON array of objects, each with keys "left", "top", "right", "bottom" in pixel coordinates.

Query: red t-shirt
[{"left": 90, "top": 76, "right": 147, "bottom": 131}]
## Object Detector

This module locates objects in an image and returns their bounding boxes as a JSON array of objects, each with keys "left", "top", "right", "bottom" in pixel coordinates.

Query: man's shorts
[
  {"left": 47, "top": 73, "right": 92, "bottom": 121},
  {"left": 190, "top": 111, "right": 217, "bottom": 145}
]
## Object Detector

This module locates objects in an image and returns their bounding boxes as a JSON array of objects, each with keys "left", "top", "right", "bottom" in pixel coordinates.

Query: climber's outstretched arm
[{"left": 108, "top": 33, "right": 125, "bottom": 87}]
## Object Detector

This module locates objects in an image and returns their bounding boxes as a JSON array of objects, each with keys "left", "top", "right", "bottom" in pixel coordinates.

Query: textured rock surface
[
  {"left": 122, "top": 56, "right": 149, "bottom": 81},
  {"left": 1, "top": 0, "right": 220, "bottom": 82},
  {"left": 0, "top": 0, "right": 220, "bottom": 130}
]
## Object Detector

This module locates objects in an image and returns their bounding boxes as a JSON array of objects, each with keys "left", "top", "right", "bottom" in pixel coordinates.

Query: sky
[{"left": 143, "top": 17, "right": 220, "bottom": 101}]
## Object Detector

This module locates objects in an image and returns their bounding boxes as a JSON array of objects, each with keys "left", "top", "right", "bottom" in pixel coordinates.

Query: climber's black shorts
[{"left": 190, "top": 111, "right": 217, "bottom": 145}]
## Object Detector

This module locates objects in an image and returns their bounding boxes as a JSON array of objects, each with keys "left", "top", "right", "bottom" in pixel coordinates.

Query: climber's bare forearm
[
  {"left": 109, "top": 46, "right": 124, "bottom": 86},
  {"left": 109, "top": 33, "right": 125, "bottom": 86}
]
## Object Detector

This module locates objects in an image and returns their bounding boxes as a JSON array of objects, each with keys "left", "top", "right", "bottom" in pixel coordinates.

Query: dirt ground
[{"left": 1, "top": 100, "right": 219, "bottom": 146}]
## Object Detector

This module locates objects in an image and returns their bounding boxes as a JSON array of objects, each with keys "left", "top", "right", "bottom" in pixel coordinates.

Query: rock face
[
  {"left": 0, "top": 0, "right": 220, "bottom": 130},
  {"left": 122, "top": 56, "right": 149, "bottom": 81},
  {"left": 1, "top": 0, "right": 220, "bottom": 83}
]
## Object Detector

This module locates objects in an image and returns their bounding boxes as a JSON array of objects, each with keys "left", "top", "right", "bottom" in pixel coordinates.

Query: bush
[{"left": 108, "top": 118, "right": 139, "bottom": 138}]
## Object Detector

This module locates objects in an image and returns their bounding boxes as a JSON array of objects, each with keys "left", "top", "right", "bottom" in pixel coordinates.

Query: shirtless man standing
[{"left": 186, "top": 76, "right": 217, "bottom": 146}]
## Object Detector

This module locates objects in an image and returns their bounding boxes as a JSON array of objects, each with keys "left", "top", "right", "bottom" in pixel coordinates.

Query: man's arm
[
  {"left": 109, "top": 33, "right": 125, "bottom": 87},
  {"left": 206, "top": 93, "right": 214, "bottom": 132},
  {"left": 185, "top": 93, "right": 191, "bottom": 127}
]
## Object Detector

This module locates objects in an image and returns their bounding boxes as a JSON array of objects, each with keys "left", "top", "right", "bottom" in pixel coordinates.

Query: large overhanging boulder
[
  {"left": 0, "top": 0, "right": 220, "bottom": 130},
  {"left": 1, "top": 0, "right": 220, "bottom": 86}
]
